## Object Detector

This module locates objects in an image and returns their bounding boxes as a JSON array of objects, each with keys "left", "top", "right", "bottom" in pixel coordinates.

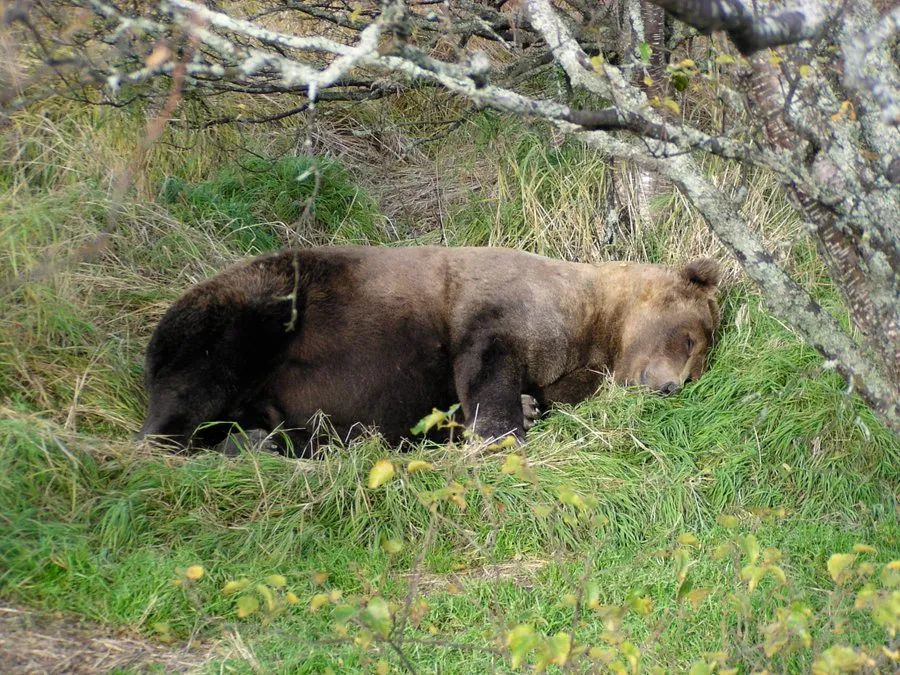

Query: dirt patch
[
  {"left": 0, "top": 603, "right": 216, "bottom": 674},
  {"left": 406, "top": 557, "right": 548, "bottom": 594}
]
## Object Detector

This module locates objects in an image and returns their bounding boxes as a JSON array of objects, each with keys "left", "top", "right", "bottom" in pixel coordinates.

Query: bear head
[{"left": 613, "top": 258, "right": 721, "bottom": 395}]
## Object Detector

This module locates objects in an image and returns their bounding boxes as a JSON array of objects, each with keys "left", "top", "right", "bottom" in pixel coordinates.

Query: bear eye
[{"left": 686, "top": 336, "right": 695, "bottom": 353}]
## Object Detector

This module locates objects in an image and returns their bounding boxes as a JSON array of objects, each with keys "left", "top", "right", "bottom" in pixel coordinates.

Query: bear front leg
[{"left": 453, "top": 336, "right": 526, "bottom": 442}]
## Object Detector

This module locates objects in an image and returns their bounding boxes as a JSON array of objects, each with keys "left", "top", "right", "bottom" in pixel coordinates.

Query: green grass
[
  {"left": 0, "top": 100, "right": 897, "bottom": 672},
  {"left": 160, "top": 155, "right": 387, "bottom": 252}
]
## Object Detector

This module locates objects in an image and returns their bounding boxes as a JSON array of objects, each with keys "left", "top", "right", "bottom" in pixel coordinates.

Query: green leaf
[
  {"left": 662, "top": 97, "right": 681, "bottom": 114},
  {"left": 673, "top": 547, "right": 691, "bottom": 583},
  {"left": 410, "top": 404, "right": 459, "bottom": 435},
  {"left": 812, "top": 645, "right": 866, "bottom": 673},
  {"left": 670, "top": 71, "right": 690, "bottom": 92},
  {"left": 410, "top": 408, "right": 446, "bottom": 435},
  {"left": 880, "top": 560, "right": 899, "bottom": 587},
  {"left": 689, "top": 661, "right": 713, "bottom": 675},
  {"left": 265, "top": 574, "right": 287, "bottom": 588},
  {"left": 677, "top": 574, "right": 694, "bottom": 602},
  {"left": 506, "top": 623, "right": 537, "bottom": 670},
  {"left": 364, "top": 597, "right": 392, "bottom": 637},
  {"left": 557, "top": 486, "right": 587, "bottom": 511},
  {"left": 237, "top": 595, "right": 259, "bottom": 618},
  {"left": 638, "top": 42, "right": 652, "bottom": 63},
  {"left": 740, "top": 565, "right": 765, "bottom": 592},
  {"left": 546, "top": 632, "right": 572, "bottom": 666},
  {"left": 381, "top": 538, "right": 404, "bottom": 555},
  {"left": 716, "top": 515, "right": 739, "bottom": 529},
  {"left": 332, "top": 603, "right": 356, "bottom": 623},
  {"left": 740, "top": 534, "right": 760, "bottom": 566}
]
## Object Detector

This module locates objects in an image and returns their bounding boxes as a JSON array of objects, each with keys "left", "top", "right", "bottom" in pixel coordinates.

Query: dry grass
[
  {"left": 0, "top": 603, "right": 218, "bottom": 674},
  {"left": 405, "top": 557, "right": 548, "bottom": 593}
]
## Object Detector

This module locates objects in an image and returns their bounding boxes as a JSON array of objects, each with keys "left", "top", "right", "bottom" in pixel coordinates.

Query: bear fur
[{"left": 138, "top": 246, "right": 721, "bottom": 454}]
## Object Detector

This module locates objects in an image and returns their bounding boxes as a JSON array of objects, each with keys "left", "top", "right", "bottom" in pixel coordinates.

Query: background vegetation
[{"left": 0, "top": 77, "right": 897, "bottom": 671}]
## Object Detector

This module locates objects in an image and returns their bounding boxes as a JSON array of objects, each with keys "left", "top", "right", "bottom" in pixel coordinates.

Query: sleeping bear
[{"left": 138, "top": 246, "right": 720, "bottom": 454}]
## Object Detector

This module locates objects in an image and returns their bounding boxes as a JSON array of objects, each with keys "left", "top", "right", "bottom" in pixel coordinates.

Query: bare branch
[{"left": 644, "top": 0, "right": 833, "bottom": 54}]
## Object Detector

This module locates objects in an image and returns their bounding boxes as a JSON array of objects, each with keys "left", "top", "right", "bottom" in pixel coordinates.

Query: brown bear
[{"left": 138, "top": 246, "right": 720, "bottom": 454}]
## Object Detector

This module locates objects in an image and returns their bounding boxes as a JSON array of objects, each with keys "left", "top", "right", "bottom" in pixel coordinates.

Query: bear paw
[{"left": 521, "top": 394, "right": 541, "bottom": 430}]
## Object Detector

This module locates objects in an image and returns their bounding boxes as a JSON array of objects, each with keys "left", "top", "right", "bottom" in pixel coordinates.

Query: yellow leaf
[
  {"left": 590, "top": 55, "right": 605, "bottom": 71},
  {"left": 798, "top": 64, "right": 811, "bottom": 78},
  {"left": 643, "top": 74, "right": 654, "bottom": 88},
  {"left": 675, "top": 59, "right": 696, "bottom": 70},
  {"left": 832, "top": 100, "right": 855, "bottom": 123},
  {"left": 256, "top": 583, "right": 276, "bottom": 612},
  {"left": 716, "top": 515, "right": 739, "bottom": 529},
  {"left": 881, "top": 560, "right": 900, "bottom": 587},
  {"left": 678, "top": 533, "right": 700, "bottom": 547},
  {"left": 662, "top": 98, "right": 681, "bottom": 114},
  {"left": 236, "top": 595, "right": 259, "bottom": 618},
  {"left": 557, "top": 486, "right": 587, "bottom": 511},
  {"left": 407, "top": 460, "right": 433, "bottom": 473},
  {"left": 265, "top": 574, "right": 287, "bottom": 588},
  {"left": 222, "top": 579, "right": 249, "bottom": 596},
  {"left": 629, "top": 595, "right": 653, "bottom": 616},
  {"left": 381, "top": 538, "right": 404, "bottom": 555},
  {"left": 501, "top": 454, "right": 524, "bottom": 474},
  {"left": 185, "top": 565, "right": 204, "bottom": 581},
  {"left": 715, "top": 54, "right": 736, "bottom": 65},
  {"left": 827, "top": 554, "right": 856, "bottom": 584},
  {"left": 488, "top": 435, "right": 518, "bottom": 450},
  {"left": 769, "top": 52, "right": 783, "bottom": 65},
  {"left": 853, "top": 544, "right": 877, "bottom": 554},
  {"left": 547, "top": 631, "right": 572, "bottom": 665},
  {"left": 310, "top": 593, "right": 329, "bottom": 612},
  {"left": 812, "top": 645, "right": 866, "bottom": 673},
  {"left": 686, "top": 588, "right": 711, "bottom": 608},
  {"left": 766, "top": 565, "right": 787, "bottom": 585},
  {"left": 713, "top": 543, "right": 735, "bottom": 560},
  {"left": 375, "top": 660, "right": 390, "bottom": 675},
  {"left": 285, "top": 591, "right": 300, "bottom": 605},
  {"left": 368, "top": 459, "right": 395, "bottom": 489},
  {"left": 854, "top": 587, "right": 876, "bottom": 609},
  {"left": 312, "top": 571, "right": 329, "bottom": 586}
]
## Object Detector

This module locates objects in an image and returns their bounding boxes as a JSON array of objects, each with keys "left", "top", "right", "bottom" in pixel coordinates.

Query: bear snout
[{"left": 640, "top": 366, "right": 683, "bottom": 395}]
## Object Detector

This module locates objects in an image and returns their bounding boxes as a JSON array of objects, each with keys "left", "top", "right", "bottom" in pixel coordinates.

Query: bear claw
[{"left": 521, "top": 394, "right": 541, "bottom": 430}]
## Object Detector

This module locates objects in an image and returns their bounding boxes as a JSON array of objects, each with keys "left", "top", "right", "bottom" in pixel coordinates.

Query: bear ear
[{"left": 681, "top": 258, "right": 721, "bottom": 292}]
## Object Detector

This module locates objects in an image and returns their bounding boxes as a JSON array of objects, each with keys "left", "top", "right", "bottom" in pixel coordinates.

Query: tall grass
[{"left": 0, "top": 97, "right": 896, "bottom": 672}]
